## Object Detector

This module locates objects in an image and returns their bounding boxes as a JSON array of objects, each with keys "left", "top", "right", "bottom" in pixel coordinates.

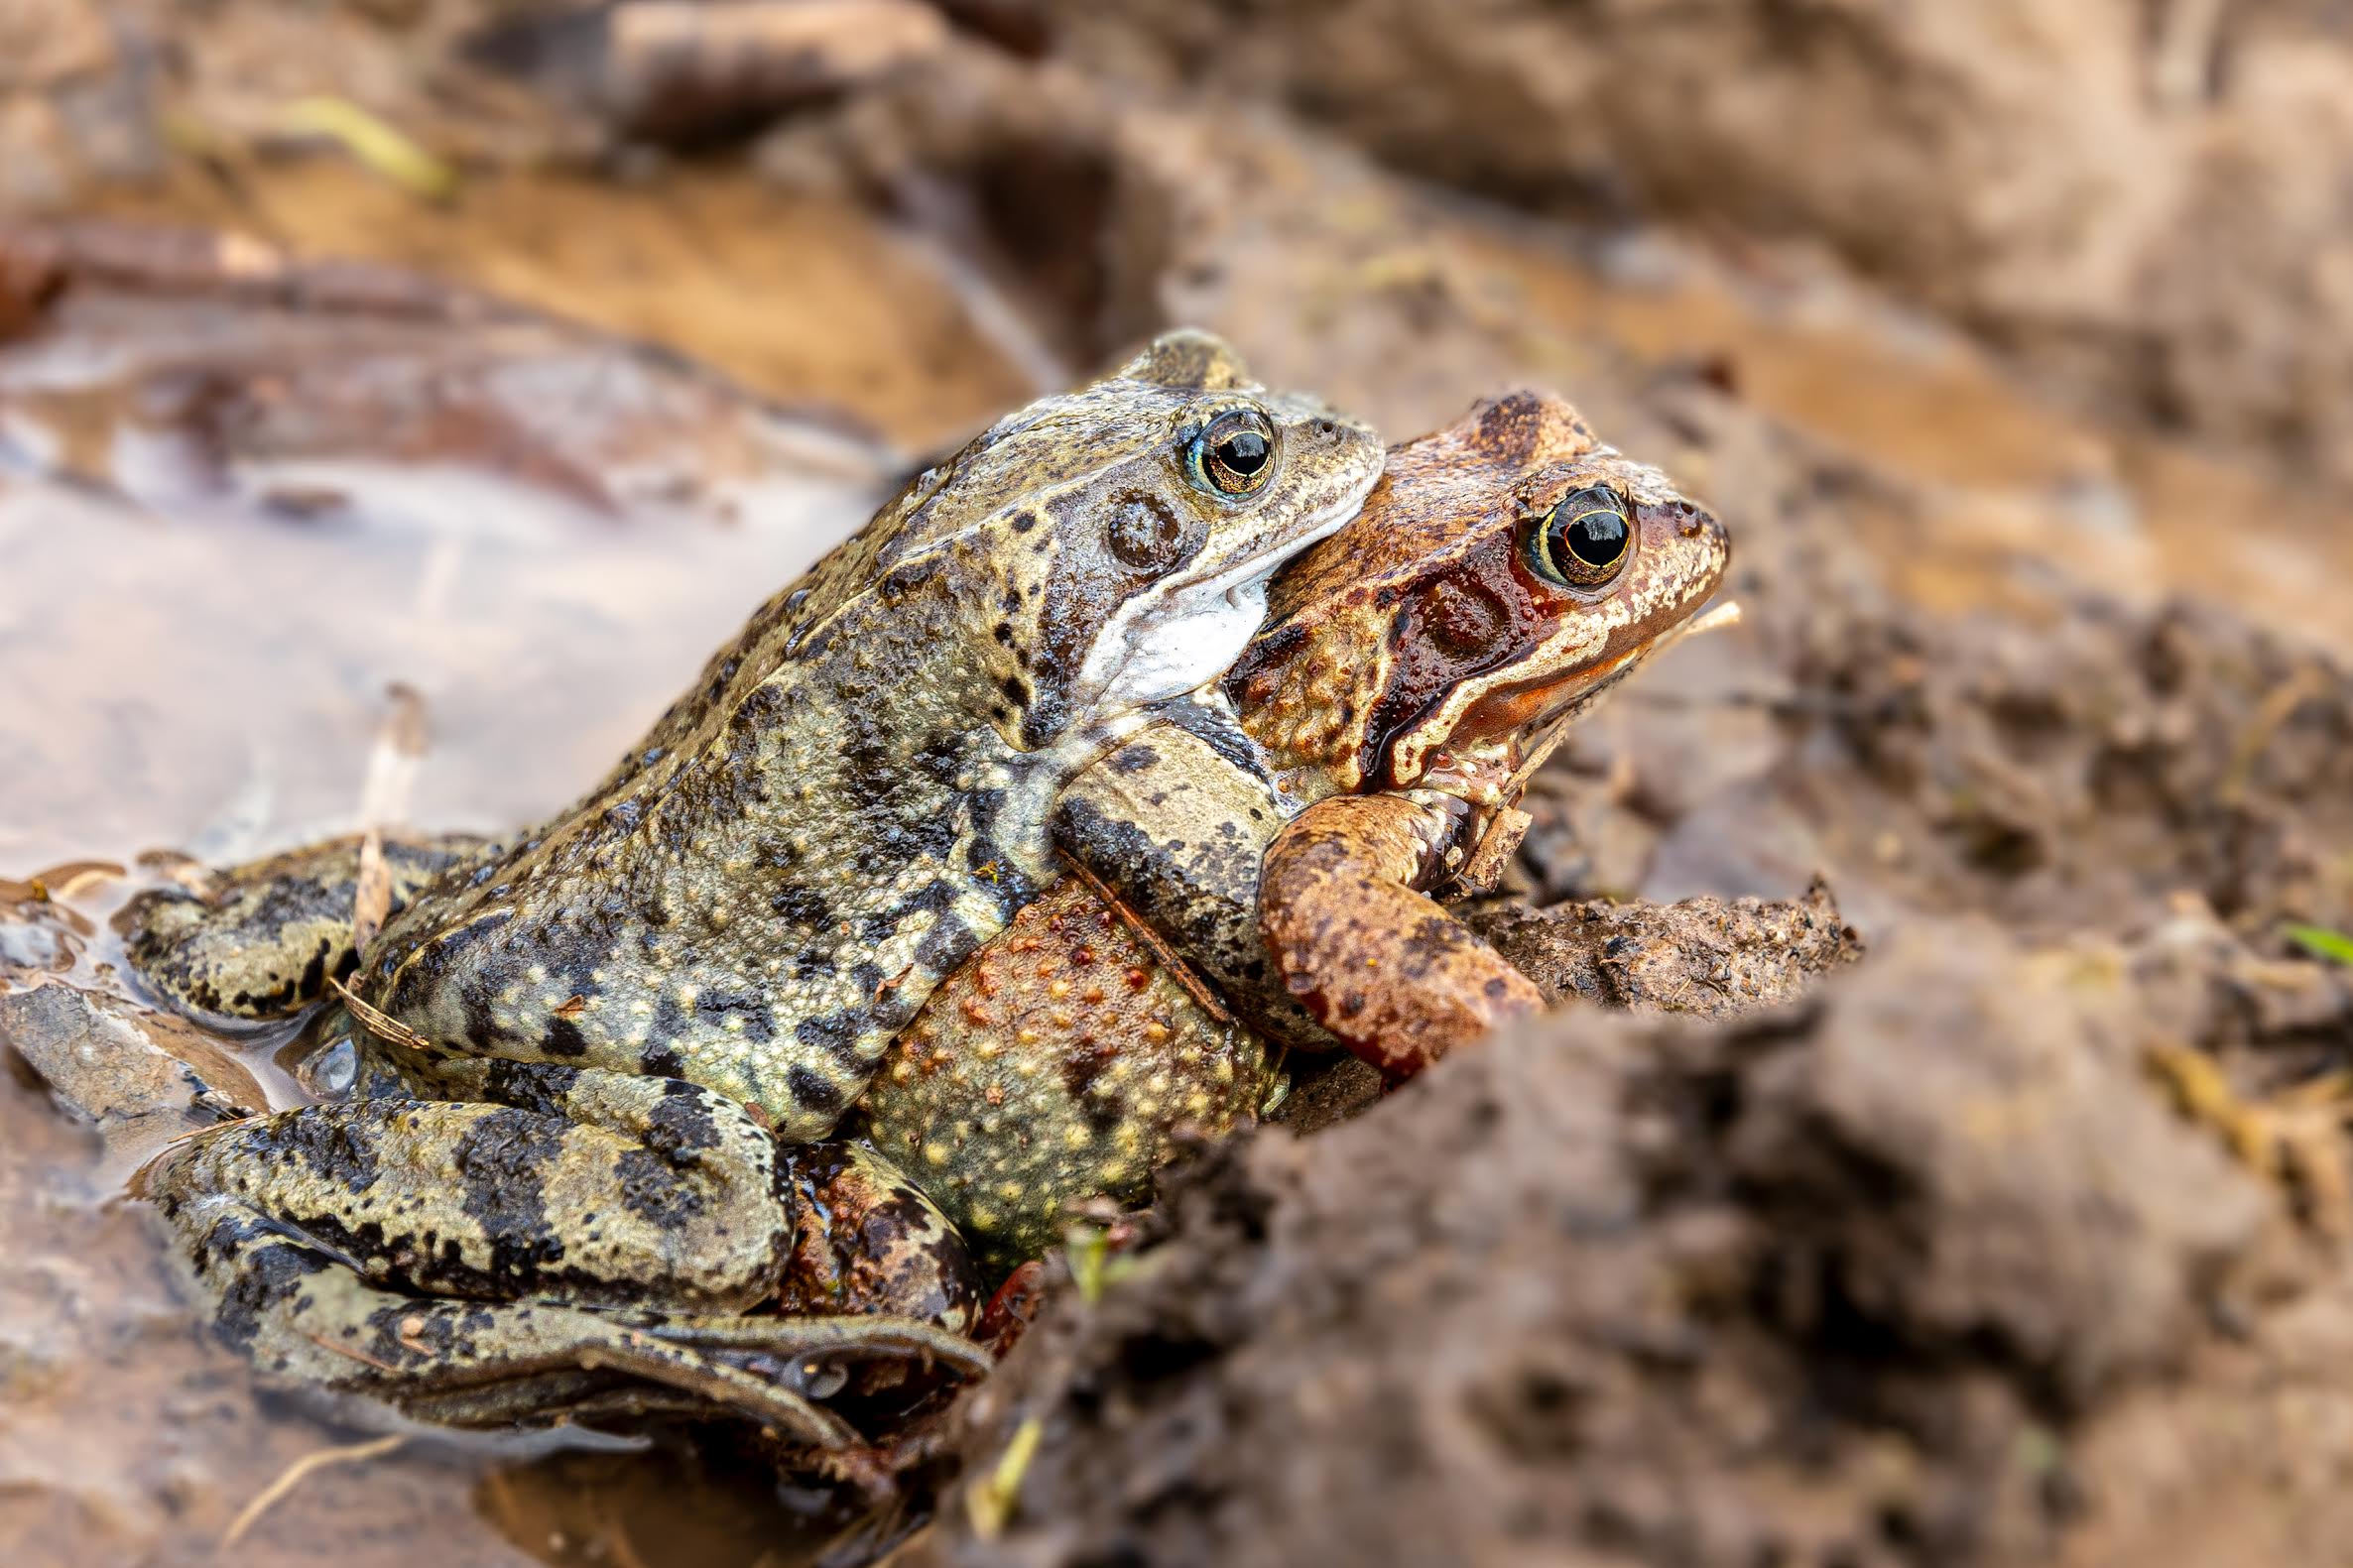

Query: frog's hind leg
[
  {"left": 117, "top": 833, "right": 487, "bottom": 1024},
  {"left": 158, "top": 1201, "right": 875, "bottom": 1443},
  {"left": 137, "top": 1064, "right": 985, "bottom": 1435}
]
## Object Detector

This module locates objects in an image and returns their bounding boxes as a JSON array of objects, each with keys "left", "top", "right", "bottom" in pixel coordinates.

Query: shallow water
[{"left": 0, "top": 214, "right": 937, "bottom": 1566}]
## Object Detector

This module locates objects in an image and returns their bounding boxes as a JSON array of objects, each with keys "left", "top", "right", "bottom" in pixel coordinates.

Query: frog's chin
[
  {"left": 1074, "top": 486, "right": 1371, "bottom": 716},
  {"left": 1094, "top": 572, "right": 1270, "bottom": 712}
]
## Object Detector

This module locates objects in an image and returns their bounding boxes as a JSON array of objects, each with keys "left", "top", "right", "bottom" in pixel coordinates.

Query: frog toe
[
  {"left": 645, "top": 1311, "right": 994, "bottom": 1388},
  {"left": 116, "top": 834, "right": 484, "bottom": 1023},
  {"left": 117, "top": 875, "right": 355, "bottom": 1024}
]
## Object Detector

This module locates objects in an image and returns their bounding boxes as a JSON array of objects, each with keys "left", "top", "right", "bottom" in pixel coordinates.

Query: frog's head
[
  {"left": 869, "top": 330, "right": 1382, "bottom": 752},
  {"left": 1227, "top": 390, "right": 1730, "bottom": 802}
]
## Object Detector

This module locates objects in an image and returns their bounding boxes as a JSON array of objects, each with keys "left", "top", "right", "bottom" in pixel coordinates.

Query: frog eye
[
  {"left": 1185, "top": 408, "right": 1280, "bottom": 500},
  {"left": 1526, "top": 486, "right": 1632, "bottom": 587}
]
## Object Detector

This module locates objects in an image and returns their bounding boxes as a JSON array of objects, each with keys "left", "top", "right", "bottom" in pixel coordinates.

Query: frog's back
[{"left": 357, "top": 332, "right": 1381, "bottom": 1140}]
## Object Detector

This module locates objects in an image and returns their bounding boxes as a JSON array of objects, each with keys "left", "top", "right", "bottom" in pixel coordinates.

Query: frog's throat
[
  {"left": 1068, "top": 467, "right": 1382, "bottom": 720},
  {"left": 1423, "top": 596, "right": 1749, "bottom": 804}
]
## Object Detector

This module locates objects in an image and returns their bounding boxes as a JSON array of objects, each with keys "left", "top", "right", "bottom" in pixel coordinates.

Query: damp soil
[{"left": 5, "top": 7, "right": 2353, "bottom": 1568}]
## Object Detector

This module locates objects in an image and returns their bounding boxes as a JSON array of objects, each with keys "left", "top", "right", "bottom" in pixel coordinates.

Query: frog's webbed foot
[
  {"left": 1259, "top": 792, "right": 1544, "bottom": 1078},
  {"left": 116, "top": 833, "right": 486, "bottom": 1024},
  {"left": 160, "top": 1203, "right": 981, "bottom": 1443}
]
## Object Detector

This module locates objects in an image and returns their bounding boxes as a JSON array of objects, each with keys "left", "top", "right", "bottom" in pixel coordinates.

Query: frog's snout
[{"left": 1637, "top": 496, "right": 1732, "bottom": 610}]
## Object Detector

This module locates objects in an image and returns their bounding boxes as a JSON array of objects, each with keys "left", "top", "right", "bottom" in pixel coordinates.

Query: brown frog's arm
[{"left": 1259, "top": 791, "right": 1544, "bottom": 1079}]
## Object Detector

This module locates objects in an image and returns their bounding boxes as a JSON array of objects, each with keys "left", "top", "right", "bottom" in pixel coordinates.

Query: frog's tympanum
[
  {"left": 864, "top": 390, "right": 1730, "bottom": 1266},
  {"left": 118, "top": 332, "right": 1383, "bottom": 1445}
]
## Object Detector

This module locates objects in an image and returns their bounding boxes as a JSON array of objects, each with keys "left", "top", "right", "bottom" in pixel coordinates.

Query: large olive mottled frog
[{"left": 118, "top": 332, "right": 1381, "bottom": 1445}]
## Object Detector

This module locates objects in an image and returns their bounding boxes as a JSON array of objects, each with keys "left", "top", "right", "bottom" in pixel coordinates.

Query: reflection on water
[
  {"left": 0, "top": 278, "right": 895, "bottom": 871},
  {"left": 0, "top": 278, "right": 906, "bottom": 1567}
]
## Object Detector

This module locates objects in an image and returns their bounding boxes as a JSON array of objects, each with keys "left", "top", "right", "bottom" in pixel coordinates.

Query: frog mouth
[
  {"left": 1398, "top": 599, "right": 1744, "bottom": 797},
  {"left": 1071, "top": 474, "right": 1379, "bottom": 720},
  {"left": 1499, "top": 598, "right": 1744, "bottom": 789}
]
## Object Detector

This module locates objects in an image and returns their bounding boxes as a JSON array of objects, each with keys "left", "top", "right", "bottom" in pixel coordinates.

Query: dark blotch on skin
[
  {"left": 272, "top": 1110, "right": 383, "bottom": 1193},
  {"left": 479, "top": 1058, "right": 576, "bottom": 1112},
  {"left": 767, "top": 884, "right": 832, "bottom": 930},
  {"left": 694, "top": 989, "right": 778, "bottom": 1043},
  {"left": 201, "top": 1216, "right": 331, "bottom": 1350},
  {"left": 298, "top": 939, "right": 330, "bottom": 1003},
  {"left": 881, "top": 556, "right": 942, "bottom": 602},
  {"left": 644, "top": 1080, "right": 724, "bottom": 1155},
  {"left": 616, "top": 1147, "right": 706, "bottom": 1228},
  {"left": 1058, "top": 1037, "right": 1128, "bottom": 1128},
  {"left": 452, "top": 1110, "right": 571, "bottom": 1289},
  {"left": 797, "top": 1009, "right": 874, "bottom": 1073},
  {"left": 916, "top": 910, "right": 980, "bottom": 977},
  {"left": 787, "top": 1065, "right": 846, "bottom": 1115}
]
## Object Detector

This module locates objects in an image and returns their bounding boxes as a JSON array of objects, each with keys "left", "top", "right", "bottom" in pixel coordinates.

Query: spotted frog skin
[
  {"left": 118, "top": 332, "right": 1382, "bottom": 1441},
  {"left": 354, "top": 330, "right": 1379, "bottom": 1142},
  {"left": 863, "top": 390, "right": 1731, "bottom": 1264}
]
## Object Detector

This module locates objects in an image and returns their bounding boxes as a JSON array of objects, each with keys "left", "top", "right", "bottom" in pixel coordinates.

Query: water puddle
[{"left": 0, "top": 237, "right": 932, "bottom": 1566}]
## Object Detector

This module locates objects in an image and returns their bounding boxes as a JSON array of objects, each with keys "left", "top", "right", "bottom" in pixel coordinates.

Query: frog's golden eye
[
  {"left": 1527, "top": 486, "right": 1632, "bottom": 587},
  {"left": 1186, "top": 408, "right": 1280, "bottom": 500}
]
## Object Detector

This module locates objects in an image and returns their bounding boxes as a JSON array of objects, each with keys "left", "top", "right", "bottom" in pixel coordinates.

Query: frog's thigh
[
  {"left": 154, "top": 1198, "right": 875, "bottom": 1444},
  {"left": 117, "top": 833, "right": 486, "bottom": 1022},
  {"left": 1259, "top": 793, "right": 1544, "bottom": 1078},
  {"left": 777, "top": 1141, "right": 984, "bottom": 1332},
  {"left": 141, "top": 1067, "right": 790, "bottom": 1313},
  {"left": 144, "top": 1068, "right": 989, "bottom": 1436}
]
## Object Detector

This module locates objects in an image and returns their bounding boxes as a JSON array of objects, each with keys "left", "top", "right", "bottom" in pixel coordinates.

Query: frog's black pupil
[
  {"left": 1217, "top": 429, "right": 1270, "bottom": 475},
  {"left": 1563, "top": 510, "right": 1628, "bottom": 568}
]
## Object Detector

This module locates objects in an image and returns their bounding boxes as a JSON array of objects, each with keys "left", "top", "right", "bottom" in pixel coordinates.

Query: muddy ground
[{"left": 4, "top": 4, "right": 2353, "bottom": 1566}]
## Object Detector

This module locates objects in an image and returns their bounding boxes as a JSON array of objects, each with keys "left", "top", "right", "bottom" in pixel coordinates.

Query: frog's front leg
[
  {"left": 1258, "top": 792, "right": 1544, "bottom": 1078},
  {"left": 136, "top": 1063, "right": 987, "bottom": 1440},
  {"left": 1051, "top": 707, "right": 1331, "bottom": 1050}
]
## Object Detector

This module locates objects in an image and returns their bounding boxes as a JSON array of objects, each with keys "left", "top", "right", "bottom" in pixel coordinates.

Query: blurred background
[{"left": 5, "top": 4, "right": 2353, "bottom": 1566}]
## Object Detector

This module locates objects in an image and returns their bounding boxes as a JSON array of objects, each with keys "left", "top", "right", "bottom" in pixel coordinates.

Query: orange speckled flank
[{"left": 863, "top": 882, "right": 1272, "bottom": 1274}]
